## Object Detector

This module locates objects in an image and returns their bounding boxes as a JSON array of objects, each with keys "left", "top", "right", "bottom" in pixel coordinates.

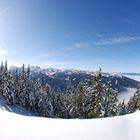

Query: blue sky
[{"left": 0, "top": 0, "right": 140, "bottom": 72}]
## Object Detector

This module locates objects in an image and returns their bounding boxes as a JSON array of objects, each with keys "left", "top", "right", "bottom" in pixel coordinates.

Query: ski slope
[{"left": 0, "top": 97, "right": 140, "bottom": 140}]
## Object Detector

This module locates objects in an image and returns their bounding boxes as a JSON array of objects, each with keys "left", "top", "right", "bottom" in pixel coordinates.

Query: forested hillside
[{"left": 0, "top": 61, "right": 140, "bottom": 118}]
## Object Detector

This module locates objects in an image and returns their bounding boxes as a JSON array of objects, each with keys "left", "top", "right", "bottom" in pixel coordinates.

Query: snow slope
[
  {"left": 0, "top": 97, "right": 140, "bottom": 140},
  {"left": 0, "top": 97, "right": 37, "bottom": 116}
]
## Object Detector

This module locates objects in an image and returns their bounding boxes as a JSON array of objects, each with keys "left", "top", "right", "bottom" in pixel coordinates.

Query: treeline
[{"left": 0, "top": 61, "right": 140, "bottom": 118}]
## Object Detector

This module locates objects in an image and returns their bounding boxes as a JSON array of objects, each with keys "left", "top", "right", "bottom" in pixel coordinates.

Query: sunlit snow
[{"left": 0, "top": 96, "right": 140, "bottom": 140}]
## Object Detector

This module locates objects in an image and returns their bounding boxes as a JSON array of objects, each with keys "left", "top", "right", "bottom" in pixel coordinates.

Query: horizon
[
  {"left": 6, "top": 63, "right": 140, "bottom": 74},
  {"left": 0, "top": 0, "right": 140, "bottom": 72}
]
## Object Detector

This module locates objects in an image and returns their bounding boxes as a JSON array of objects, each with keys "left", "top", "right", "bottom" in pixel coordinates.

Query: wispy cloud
[
  {"left": 64, "top": 43, "right": 89, "bottom": 50},
  {"left": 65, "top": 35, "right": 140, "bottom": 51},
  {"left": 96, "top": 36, "right": 140, "bottom": 45},
  {"left": 92, "top": 32, "right": 104, "bottom": 38},
  {"left": 30, "top": 52, "right": 55, "bottom": 59}
]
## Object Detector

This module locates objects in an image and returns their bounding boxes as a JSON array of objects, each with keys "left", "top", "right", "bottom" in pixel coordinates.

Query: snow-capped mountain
[
  {"left": 30, "top": 66, "right": 94, "bottom": 75},
  {"left": 29, "top": 67, "right": 139, "bottom": 93},
  {"left": 9, "top": 66, "right": 140, "bottom": 93}
]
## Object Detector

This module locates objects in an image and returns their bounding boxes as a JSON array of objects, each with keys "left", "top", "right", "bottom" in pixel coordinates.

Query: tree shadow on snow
[{"left": 0, "top": 96, "right": 37, "bottom": 116}]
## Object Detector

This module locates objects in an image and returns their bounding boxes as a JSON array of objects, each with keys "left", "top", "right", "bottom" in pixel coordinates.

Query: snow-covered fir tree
[
  {"left": 2, "top": 61, "right": 15, "bottom": 105},
  {"left": 86, "top": 69, "right": 102, "bottom": 118},
  {"left": 63, "top": 82, "right": 75, "bottom": 118},
  {"left": 101, "top": 80, "right": 118, "bottom": 117},
  {"left": 127, "top": 87, "right": 140, "bottom": 113},
  {"left": 75, "top": 81, "right": 87, "bottom": 118},
  {"left": 117, "top": 100, "right": 127, "bottom": 116}
]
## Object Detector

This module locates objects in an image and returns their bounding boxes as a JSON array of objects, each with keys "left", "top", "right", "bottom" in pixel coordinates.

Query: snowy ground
[
  {"left": 0, "top": 96, "right": 140, "bottom": 140},
  {"left": 0, "top": 97, "right": 37, "bottom": 116},
  {"left": 118, "top": 88, "right": 137, "bottom": 103}
]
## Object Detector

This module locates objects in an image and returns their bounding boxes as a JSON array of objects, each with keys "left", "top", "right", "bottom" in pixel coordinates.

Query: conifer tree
[
  {"left": 127, "top": 87, "right": 140, "bottom": 113},
  {"left": 117, "top": 100, "right": 127, "bottom": 116},
  {"left": 0, "top": 62, "right": 4, "bottom": 96},
  {"left": 19, "top": 64, "right": 27, "bottom": 106},
  {"left": 127, "top": 95, "right": 136, "bottom": 113},
  {"left": 29, "top": 78, "right": 42, "bottom": 111},
  {"left": 87, "top": 69, "right": 102, "bottom": 118},
  {"left": 2, "top": 61, "right": 15, "bottom": 104},
  {"left": 101, "top": 81, "right": 112, "bottom": 117},
  {"left": 13, "top": 68, "right": 20, "bottom": 104},
  {"left": 134, "top": 87, "right": 140, "bottom": 110},
  {"left": 76, "top": 81, "right": 87, "bottom": 118},
  {"left": 53, "top": 92, "right": 64, "bottom": 118},
  {"left": 63, "top": 82, "right": 76, "bottom": 118},
  {"left": 42, "top": 84, "right": 54, "bottom": 117}
]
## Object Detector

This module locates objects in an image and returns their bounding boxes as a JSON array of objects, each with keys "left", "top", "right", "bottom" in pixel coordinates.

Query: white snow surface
[
  {"left": 118, "top": 88, "right": 137, "bottom": 103},
  {"left": 0, "top": 97, "right": 140, "bottom": 140}
]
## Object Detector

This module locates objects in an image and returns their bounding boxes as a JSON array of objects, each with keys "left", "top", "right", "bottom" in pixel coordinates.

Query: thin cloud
[
  {"left": 65, "top": 35, "right": 140, "bottom": 51},
  {"left": 64, "top": 43, "right": 89, "bottom": 50},
  {"left": 96, "top": 36, "right": 140, "bottom": 45},
  {"left": 92, "top": 32, "right": 104, "bottom": 38},
  {"left": 30, "top": 52, "right": 55, "bottom": 59}
]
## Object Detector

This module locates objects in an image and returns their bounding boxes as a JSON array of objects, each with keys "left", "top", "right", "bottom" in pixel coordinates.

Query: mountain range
[{"left": 9, "top": 66, "right": 139, "bottom": 93}]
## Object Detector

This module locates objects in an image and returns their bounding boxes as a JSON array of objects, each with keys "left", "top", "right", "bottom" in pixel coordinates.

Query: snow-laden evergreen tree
[
  {"left": 43, "top": 96, "right": 54, "bottom": 117},
  {"left": 102, "top": 80, "right": 118, "bottom": 117},
  {"left": 101, "top": 81, "right": 111, "bottom": 117},
  {"left": 117, "top": 100, "right": 127, "bottom": 116},
  {"left": 62, "top": 82, "right": 76, "bottom": 118},
  {"left": 86, "top": 69, "right": 102, "bottom": 118},
  {"left": 75, "top": 81, "right": 87, "bottom": 118},
  {"left": 29, "top": 78, "right": 42, "bottom": 112},
  {"left": 19, "top": 64, "right": 27, "bottom": 106},
  {"left": 13, "top": 68, "right": 20, "bottom": 104},
  {"left": 0, "top": 62, "right": 4, "bottom": 96},
  {"left": 2, "top": 61, "right": 15, "bottom": 104},
  {"left": 127, "top": 87, "right": 140, "bottom": 113},
  {"left": 41, "top": 84, "right": 54, "bottom": 117},
  {"left": 133, "top": 87, "right": 140, "bottom": 110},
  {"left": 108, "top": 89, "right": 118, "bottom": 116},
  {"left": 127, "top": 95, "right": 136, "bottom": 113},
  {"left": 25, "top": 65, "right": 33, "bottom": 109},
  {"left": 37, "top": 94, "right": 45, "bottom": 116},
  {"left": 52, "top": 91, "right": 64, "bottom": 118},
  {"left": 19, "top": 64, "right": 32, "bottom": 108}
]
